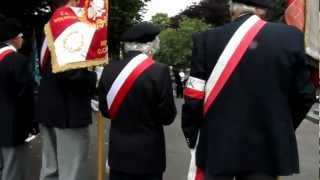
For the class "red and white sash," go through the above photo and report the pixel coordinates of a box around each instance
[203,15,267,115]
[188,148,205,180]
[0,46,16,62]
[106,54,155,119]
[187,15,267,180]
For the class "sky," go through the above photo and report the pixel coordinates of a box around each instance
[143,0,201,21]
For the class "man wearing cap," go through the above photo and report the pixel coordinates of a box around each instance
[98,23,177,180]
[182,0,315,180]
[0,15,36,180]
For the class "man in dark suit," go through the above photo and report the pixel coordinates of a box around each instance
[98,23,177,180]
[36,2,97,180]
[0,15,36,180]
[182,0,316,180]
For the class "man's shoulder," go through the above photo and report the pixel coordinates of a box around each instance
[5,52,28,63]
[192,22,237,42]
[266,22,302,35]
[150,61,170,75]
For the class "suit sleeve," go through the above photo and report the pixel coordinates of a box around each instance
[156,65,177,125]
[182,33,207,149]
[290,33,316,129]
[14,57,36,132]
[98,67,110,118]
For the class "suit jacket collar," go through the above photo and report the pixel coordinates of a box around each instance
[0,43,16,51]
[0,43,7,49]
[233,13,254,23]
[125,50,143,60]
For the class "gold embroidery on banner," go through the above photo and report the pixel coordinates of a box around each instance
[81,0,109,29]
[53,16,78,23]
[63,31,85,53]
[44,24,108,74]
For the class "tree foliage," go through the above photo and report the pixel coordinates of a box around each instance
[154,17,210,68]
[108,0,150,60]
[269,0,287,21]
[173,0,288,26]
[172,0,230,27]
[151,13,170,30]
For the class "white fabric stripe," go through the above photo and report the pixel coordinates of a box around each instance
[185,76,206,92]
[70,7,84,17]
[204,15,260,103]
[187,134,200,180]
[0,46,16,54]
[187,149,197,180]
[40,38,48,66]
[106,54,149,109]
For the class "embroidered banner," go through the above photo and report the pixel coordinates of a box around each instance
[44,0,108,73]
[285,0,305,31]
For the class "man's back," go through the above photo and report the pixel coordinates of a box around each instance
[183,14,315,176]
[98,51,177,174]
[0,44,34,146]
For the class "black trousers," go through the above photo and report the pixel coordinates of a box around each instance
[205,173,277,180]
[109,170,162,180]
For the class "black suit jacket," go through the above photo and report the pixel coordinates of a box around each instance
[0,44,35,147]
[98,51,177,174]
[36,57,97,128]
[182,15,316,176]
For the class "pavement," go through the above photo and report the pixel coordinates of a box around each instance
[28,98,318,180]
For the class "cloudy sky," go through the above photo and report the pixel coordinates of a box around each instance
[143,0,201,21]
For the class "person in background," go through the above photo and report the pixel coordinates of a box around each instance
[174,68,184,98]
[0,15,37,180]
[182,0,316,180]
[98,23,177,180]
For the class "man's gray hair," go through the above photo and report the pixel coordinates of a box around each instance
[123,36,160,55]
[229,1,256,14]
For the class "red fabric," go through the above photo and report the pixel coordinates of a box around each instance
[109,58,155,119]
[284,0,305,31]
[195,168,205,180]
[204,20,267,115]
[40,49,50,70]
[78,0,87,7]
[184,88,205,100]
[86,27,108,60]
[0,50,14,62]
[49,6,79,39]
[287,0,295,6]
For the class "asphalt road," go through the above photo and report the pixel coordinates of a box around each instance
[28,98,318,180]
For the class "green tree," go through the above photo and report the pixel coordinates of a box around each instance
[269,0,287,21]
[151,13,170,30]
[109,0,150,60]
[155,17,210,68]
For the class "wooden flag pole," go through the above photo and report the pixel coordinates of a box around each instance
[97,112,106,180]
